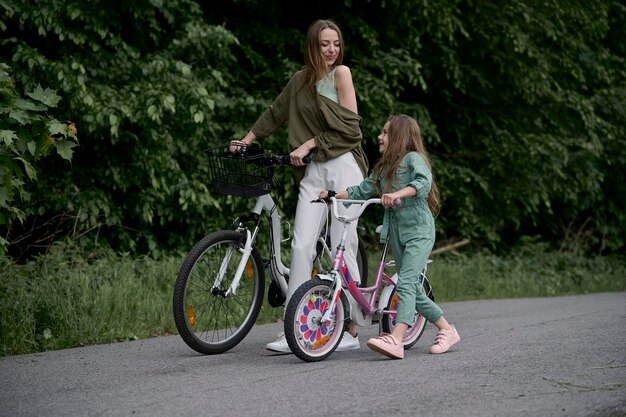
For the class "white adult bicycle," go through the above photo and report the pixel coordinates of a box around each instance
[172,143,368,354]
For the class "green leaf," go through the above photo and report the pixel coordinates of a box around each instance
[14,98,46,112]
[0,130,17,145]
[9,109,34,125]
[27,140,36,156]
[0,186,8,208]
[26,85,62,108]
[15,157,36,180]
[54,140,78,161]
[47,120,68,136]
[197,86,208,96]
[193,111,204,123]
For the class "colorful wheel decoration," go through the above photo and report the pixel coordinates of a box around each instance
[298,295,331,346]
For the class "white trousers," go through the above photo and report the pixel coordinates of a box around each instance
[286,152,365,304]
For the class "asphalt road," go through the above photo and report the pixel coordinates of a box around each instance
[1,292,625,417]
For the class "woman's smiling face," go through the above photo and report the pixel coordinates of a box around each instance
[319,28,340,68]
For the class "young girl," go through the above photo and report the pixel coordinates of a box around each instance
[319,114,460,359]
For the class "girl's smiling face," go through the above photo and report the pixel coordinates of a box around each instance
[319,28,340,68]
[378,121,390,153]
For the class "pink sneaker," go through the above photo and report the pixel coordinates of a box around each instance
[367,334,404,359]
[429,325,460,354]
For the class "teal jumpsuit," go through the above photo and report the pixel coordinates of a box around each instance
[347,152,443,325]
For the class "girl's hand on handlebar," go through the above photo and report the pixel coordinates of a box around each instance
[381,193,402,207]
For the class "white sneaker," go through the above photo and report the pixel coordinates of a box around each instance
[265,332,291,353]
[336,332,360,352]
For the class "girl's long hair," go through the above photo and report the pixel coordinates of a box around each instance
[302,19,345,93]
[373,114,441,216]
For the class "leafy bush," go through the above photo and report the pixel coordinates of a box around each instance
[0,63,78,252]
[0,0,624,257]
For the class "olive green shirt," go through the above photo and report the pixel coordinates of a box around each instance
[250,70,368,182]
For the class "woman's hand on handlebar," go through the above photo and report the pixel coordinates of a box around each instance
[289,147,310,166]
[318,190,348,203]
[230,131,256,153]
[229,140,249,153]
[290,139,316,166]
[318,190,335,205]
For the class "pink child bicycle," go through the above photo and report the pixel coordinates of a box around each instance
[284,196,435,362]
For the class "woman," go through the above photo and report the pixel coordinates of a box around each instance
[232,19,368,353]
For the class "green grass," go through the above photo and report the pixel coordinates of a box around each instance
[0,247,179,356]
[424,251,626,301]
[1,244,624,357]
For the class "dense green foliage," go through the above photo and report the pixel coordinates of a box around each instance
[0,0,624,257]
[0,63,78,249]
[1,245,624,356]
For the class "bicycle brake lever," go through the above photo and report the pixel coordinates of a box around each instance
[275,155,291,165]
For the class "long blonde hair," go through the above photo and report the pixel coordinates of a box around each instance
[302,19,345,93]
[373,114,440,216]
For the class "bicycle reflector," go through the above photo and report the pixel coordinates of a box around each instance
[312,335,330,349]
[187,304,196,327]
[246,260,253,280]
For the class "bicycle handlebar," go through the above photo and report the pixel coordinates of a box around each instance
[273,154,312,166]
[311,197,402,223]
[228,143,312,167]
[311,197,400,223]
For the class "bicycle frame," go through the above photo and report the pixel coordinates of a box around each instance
[216,194,289,297]
[317,198,407,328]
[218,192,338,298]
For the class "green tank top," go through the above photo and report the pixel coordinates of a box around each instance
[316,68,338,103]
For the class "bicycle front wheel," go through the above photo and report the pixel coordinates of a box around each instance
[173,230,265,354]
[381,274,435,349]
[284,278,349,362]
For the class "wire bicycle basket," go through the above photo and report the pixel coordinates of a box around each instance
[206,143,276,197]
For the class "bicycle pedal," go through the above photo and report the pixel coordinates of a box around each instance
[268,280,286,308]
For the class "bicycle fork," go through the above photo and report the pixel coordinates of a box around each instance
[213,228,255,297]
[320,272,344,326]
[213,194,283,297]
[320,238,350,326]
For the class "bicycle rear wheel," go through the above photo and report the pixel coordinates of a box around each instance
[381,274,434,349]
[284,278,349,362]
[173,230,265,354]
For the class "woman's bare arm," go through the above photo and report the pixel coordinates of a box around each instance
[334,65,358,114]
